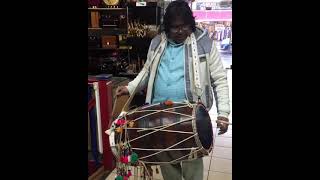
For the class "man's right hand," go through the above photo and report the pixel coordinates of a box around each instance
[116,86,129,97]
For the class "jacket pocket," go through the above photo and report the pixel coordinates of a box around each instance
[199,54,206,62]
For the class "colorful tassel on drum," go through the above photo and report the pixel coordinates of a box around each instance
[123,170,132,180]
[128,121,134,128]
[130,152,138,163]
[115,118,126,126]
[120,152,138,164]
[115,175,123,180]
[127,170,132,176]
[115,127,123,133]
[120,156,129,163]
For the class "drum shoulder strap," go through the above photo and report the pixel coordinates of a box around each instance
[190,33,203,98]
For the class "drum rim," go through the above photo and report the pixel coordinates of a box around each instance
[192,103,213,155]
[109,124,120,160]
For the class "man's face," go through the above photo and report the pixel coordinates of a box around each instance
[168,17,192,44]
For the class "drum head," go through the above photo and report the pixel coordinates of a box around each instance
[195,104,213,150]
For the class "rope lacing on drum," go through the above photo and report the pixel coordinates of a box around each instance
[183,100,196,108]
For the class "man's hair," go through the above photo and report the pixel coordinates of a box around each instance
[163,0,196,34]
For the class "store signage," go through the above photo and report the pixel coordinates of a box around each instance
[193,10,232,21]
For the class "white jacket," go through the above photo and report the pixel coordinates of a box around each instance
[126,27,230,118]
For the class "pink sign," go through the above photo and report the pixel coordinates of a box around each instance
[193,10,232,21]
[193,11,207,19]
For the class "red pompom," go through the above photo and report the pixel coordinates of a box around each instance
[115,119,121,125]
[119,119,126,125]
[115,118,127,125]
[120,156,129,163]
[127,170,132,176]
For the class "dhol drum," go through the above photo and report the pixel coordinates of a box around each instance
[108,100,214,165]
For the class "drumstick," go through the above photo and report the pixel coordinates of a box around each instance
[216,120,232,125]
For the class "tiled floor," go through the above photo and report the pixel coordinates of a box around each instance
[105,47,232,180]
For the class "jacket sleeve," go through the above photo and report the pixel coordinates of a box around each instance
[126,39,155,95]
[208,42,230,118]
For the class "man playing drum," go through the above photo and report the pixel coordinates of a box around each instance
[116,1,230,179]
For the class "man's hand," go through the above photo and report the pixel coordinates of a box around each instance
[217,116,229,135]
[116,86,129,97]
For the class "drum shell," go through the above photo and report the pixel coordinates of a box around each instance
[112,102,213,165]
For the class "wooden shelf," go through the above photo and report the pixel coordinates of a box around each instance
[88,8,126,10]
[88,46,132,51]
[127,2,159,7]
[88,27,102,30]
[88,28,128,35]
[119,46,132,50]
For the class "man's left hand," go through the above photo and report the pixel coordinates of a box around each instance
[217,116,229,135]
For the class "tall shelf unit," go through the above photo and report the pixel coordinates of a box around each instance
[88,2,162,78]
